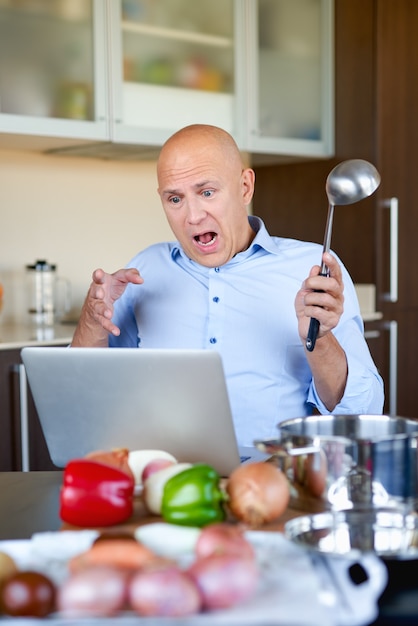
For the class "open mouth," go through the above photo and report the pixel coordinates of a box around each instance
[194,232,217,246]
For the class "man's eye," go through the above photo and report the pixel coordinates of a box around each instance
[170,196,181,204]
[202,190,214,198]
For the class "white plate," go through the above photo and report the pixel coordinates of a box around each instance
[0,527,383,626]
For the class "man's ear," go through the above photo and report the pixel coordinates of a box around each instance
[242,168,255,204]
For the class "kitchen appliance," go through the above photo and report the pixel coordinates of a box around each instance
[26,260,71,327]
[256,414,418,511]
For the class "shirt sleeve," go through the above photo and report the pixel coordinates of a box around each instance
[307,320,385,415]
[307,265,385,415]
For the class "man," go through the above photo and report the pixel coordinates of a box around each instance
[72,124,384,446]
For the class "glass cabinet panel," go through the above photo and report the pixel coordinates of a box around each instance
[258,0,322,139]
[0,0,95,121]
[111,0,236,144]
[247,0,333,158]
[121,0,234,93]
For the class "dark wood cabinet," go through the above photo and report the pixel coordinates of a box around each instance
[0,350,20,471]
[253,0,418,417]
[0,347,61,471]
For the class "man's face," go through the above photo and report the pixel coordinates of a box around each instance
[157,136,255,268]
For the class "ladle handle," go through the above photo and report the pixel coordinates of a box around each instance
[305,270,329,352]
[306,202,333,352]
[306,317,320,351]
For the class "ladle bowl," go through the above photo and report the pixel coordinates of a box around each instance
[306,159,381,351]
[326,159,381,206]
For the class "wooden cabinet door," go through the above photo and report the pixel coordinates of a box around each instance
[374,0,418,416]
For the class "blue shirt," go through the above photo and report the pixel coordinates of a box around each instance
[109,216,384,446]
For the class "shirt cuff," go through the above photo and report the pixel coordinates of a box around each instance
[308,361,385,416]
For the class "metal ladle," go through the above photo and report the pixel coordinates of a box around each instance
[306,159,381,351]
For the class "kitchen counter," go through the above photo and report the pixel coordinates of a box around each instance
[0,322,77,349]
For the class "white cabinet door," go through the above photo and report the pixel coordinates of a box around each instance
[108,0,238,148]
[241,0,334,161]
[0,0,108,150]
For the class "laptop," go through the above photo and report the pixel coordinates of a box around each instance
[21,347,269,476]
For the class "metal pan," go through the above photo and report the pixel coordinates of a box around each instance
[256,415,418,511]
[285,507,418,560]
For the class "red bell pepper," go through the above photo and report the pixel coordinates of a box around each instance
[60,459,135,527]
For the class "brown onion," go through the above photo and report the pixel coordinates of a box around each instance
[226,462,290,526]
[85,448,134,481]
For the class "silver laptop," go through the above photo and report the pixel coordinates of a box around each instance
[21,347,267,476]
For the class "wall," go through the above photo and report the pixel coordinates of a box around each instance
[0,149,174,324]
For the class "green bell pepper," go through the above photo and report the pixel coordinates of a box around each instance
[161,463,226,527]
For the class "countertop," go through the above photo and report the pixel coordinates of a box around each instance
[0,310,381,350]
[0,322,77,350]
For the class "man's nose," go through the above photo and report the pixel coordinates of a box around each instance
[186,200,206,224]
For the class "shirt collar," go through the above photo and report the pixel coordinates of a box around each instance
[171,215,280,264]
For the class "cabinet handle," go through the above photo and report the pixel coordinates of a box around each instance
[382,197,398,303]
[18,364,30,472]
[384,320,398,415]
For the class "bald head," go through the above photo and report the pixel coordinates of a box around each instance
[157,124,244,183]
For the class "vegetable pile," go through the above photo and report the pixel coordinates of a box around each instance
[0,447,291,619]
[0,525,260,618]
[59,447,290,529]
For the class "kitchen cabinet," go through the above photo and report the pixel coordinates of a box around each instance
[243,0,334,162]
[0,347,58,471]
[0,0,334,160]
[253,0,418,418]
[0,0,108,151]
[108,0,237,147]
[0,325,76,472]
[0,350,19,471]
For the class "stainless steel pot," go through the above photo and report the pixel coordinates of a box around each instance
[256,415,418,511]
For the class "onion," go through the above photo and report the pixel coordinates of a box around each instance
[57,566,128,617]
[0,551,18,585]
[226,462,290,526]
[85,448,134,481]
[143,463,192,515]
[141,458,176,483]
[129,563,201,617]
[188,554,258,610]
[128,450,177,486]
[195,523,255,560]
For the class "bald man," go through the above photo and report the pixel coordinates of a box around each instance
[72,124,383,445]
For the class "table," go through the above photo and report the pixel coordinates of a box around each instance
[0,472,63,539]
[1,471,418,625]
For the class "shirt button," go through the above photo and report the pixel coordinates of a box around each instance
[209,337,217,344]
[215,267,220,273]
[213,296,219,303]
